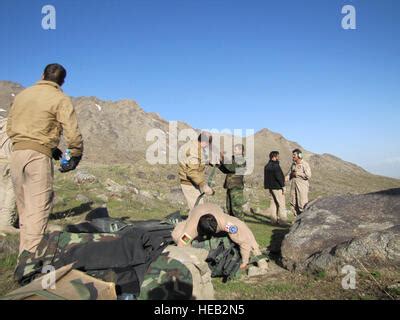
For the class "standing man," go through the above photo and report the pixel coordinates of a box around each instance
[219,144,247,220]
[0,117,18,234]
[264,151,287,225]
[287,149,311,216]
[178,132,214,211]
[7,63,84,254]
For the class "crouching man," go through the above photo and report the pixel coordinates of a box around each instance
[172,203,268,270]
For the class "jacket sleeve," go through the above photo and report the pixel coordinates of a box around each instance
[229,234,252,265]
[275,166,285,188]
[297,162,312,180]
[186,152,206,188]
[56,98,84,157]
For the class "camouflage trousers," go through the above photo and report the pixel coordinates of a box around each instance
[226,188,245,220]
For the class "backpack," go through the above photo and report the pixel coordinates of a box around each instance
[192,235,243,282]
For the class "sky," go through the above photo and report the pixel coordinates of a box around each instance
[0,0,399,178]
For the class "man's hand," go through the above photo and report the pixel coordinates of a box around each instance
[202,184,214,196]
[239,263,248,270]
[59,155,82,173]
[51,148,63,161]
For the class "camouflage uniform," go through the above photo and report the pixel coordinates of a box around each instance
[15,231,119,285]
[219,155,246,220]
[138,252,193,300]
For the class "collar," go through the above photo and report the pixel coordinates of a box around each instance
[36,80,62,91]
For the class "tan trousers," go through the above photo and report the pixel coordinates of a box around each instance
[268,189,287,223]
[0,162,17,227]
[10,150,54,254]
[181,184,203,211]
[290,180,309,216]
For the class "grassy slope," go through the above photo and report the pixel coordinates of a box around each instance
[1,164,399,299]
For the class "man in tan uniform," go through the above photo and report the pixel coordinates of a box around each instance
[7,63,84,254]
[172,203,267,269]
[178,132,214,210]
[287,149,312,216]
[0,117,18,234]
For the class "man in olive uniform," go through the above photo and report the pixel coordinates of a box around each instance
[0,116,18,234]
[219,144,247,220]
[7,63,84,254]
[287,149,312,216]
[172,203,267,270]
[178,132,214,211]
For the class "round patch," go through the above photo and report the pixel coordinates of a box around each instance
[229,225,238,234]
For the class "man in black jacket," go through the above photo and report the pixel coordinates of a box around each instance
[264,151,288,225]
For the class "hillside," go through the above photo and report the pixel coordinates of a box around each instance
[1,80,399,203]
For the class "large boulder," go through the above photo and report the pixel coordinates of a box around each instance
[281,188,400,275]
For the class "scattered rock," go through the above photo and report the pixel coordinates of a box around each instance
[75,194,90,203]
[136,171,146,179]
[74,171,97,185]
[140,190,154,199]
[104,178,125,194]
[126,182,140,194]
[96,194,109,202]
[281,188,400,275]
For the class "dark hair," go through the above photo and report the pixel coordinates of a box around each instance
[292,149,302,155]
[269,151,279,160]
[198,132,212,144]
[197,214,218,237]
[43,63,67,86]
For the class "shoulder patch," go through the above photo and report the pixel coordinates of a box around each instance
[180,233,192,245]
[225,223,238,234]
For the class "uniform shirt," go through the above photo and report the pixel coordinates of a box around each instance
[288,160,312,186]
[172,203,261,264]
[178,140,206,188]
[7,80,83,158]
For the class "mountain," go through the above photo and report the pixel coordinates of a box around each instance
[1,80,399,199]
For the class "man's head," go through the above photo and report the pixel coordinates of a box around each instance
[292,149,303,162]
[234,144,245,156]
[198,131,213,149]
[42,63,67,86]
[197,214,218,237]
[269,151,280,161]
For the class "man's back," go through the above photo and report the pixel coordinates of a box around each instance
[7,80,83,158]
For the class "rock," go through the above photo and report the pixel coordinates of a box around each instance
[165,188,186,205]
[281,188,400,275]
[136,171,146,179]
[140,190,154,199]
[74,171,97,185]
[104,178,125,194]
[96,194,109,202]
[167,174,176,180]
[75,194,90,203]
[126,182,140,194]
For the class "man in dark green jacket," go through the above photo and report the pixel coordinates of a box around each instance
[219,144,247,220]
